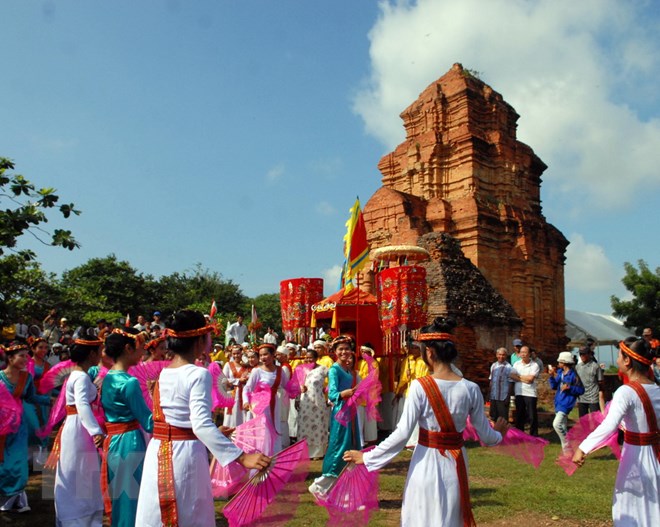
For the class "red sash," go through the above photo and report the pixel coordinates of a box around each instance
[101,420,141,521]
[44,405,78,470]
[417,375,475,527]
[0,371,28,463]
[153,381,197,527]
[625,382,660,462]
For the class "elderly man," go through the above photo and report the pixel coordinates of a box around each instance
[509,345,540,436]
[489,348,513,422]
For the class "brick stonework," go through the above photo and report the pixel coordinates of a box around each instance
[363,63,568,371]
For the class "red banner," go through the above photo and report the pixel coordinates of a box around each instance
[376,266,427,331]
[279,278,324,331]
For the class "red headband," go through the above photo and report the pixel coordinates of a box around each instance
[165,324,216,339]
[418,332,453,342]
[620,341,653,366]
[73,338,104,347]
[145,336,166,350]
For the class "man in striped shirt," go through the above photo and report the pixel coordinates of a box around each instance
[489,347,513,421]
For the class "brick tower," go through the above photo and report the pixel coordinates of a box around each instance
[363,63,568,356]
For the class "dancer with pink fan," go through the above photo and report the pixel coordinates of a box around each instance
[223,345,250,428]
[572,338,659,526]
[0,343,50,513]
[24,336,53,466]
[309,335,362,499]
[135,310,269,527]
[49,335,106,526]
[243,343,290,453]
[344,318,509,527]
[100,328,154,527]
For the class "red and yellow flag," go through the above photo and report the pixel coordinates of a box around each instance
[343,198,369,292]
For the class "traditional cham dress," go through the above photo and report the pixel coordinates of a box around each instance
[54,369,105,527]
[100,370,154,527]
[243,366,290,453]
[579,382,659,527]
[312,363,361,493]
[135,364,242,527]
[393,355,417,426]
[24,360,51,454]
[222,360,247,428]
[363,377,502,527]
[357,358,379,445]
[297,365,329,458]
[0,371,49,511]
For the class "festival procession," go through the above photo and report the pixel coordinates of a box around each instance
[0,193,658,527]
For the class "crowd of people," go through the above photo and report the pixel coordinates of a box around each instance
[0,310,658,526]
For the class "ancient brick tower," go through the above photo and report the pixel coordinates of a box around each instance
[363,63,568,356]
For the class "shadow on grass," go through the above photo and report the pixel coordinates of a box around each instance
[378,498,403,510]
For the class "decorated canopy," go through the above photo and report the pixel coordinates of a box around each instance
[311,287,382,354]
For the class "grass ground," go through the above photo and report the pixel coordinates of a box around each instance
[5,426,617,527]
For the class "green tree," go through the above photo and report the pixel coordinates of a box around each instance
[58,254,159,323]
[157,264,247,318]
[0,255,60,323]
[0,157,80,322]
[0,157,80,260]
[611,259,660,333]
[245,293,282,337]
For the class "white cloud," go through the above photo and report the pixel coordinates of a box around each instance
[565,233,617,292]
[322,264,343,295]
[315,201,337,216]
[265,164,284,182]
[353,0,660,207]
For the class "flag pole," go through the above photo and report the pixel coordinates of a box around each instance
[356,271,360,355]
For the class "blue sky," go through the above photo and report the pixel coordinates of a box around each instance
[2,0,659,317]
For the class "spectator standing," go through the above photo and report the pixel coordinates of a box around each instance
[642,327,659,351]
[575,346,605,415]
[510,338,523,365]
[133,315,146,331]
[548,352,584,452]
[151,311,164,329]
[263,327,279,345]
[14,318,28,342]
[226,315,248,347]
[510,345,540,436]
[489,348,513,422]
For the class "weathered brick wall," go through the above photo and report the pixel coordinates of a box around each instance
[364,63,568,360]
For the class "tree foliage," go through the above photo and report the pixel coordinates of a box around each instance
[58,254,159,322]
[0,255,60,323]
[248,293,282,336]
[0,157,80,260]
[0,157,81,322]
[611,259,660,333]
[157,263,246,317]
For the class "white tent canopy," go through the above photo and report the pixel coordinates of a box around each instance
[565,309,635,347]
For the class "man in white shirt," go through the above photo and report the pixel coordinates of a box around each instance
[263,327,279,345]
[14,319,29,341]
[226,315,248,346]
[509,345,540,436]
